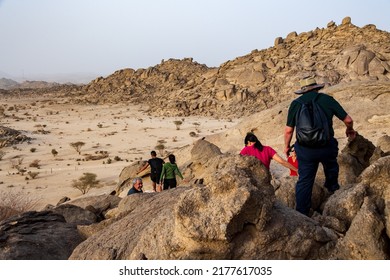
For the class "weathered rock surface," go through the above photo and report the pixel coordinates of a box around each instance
[68,136,390,260]
[0,211,84,260]
[69,140,335,260]
[338,133,375,186]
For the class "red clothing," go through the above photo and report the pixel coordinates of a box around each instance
[240,145,276,169]
[288,156,298,176]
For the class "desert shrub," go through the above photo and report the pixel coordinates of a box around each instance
[27,171,39,179]
[155,144,165,156]
[173,120,183,130]
[29,159,40,168]
[10,157,24,169]
[17,167,27,175]
[189,131,198,137]
[84,151,108,161]
[30,148,37,153]
[71,172,101,194]
[32,124,50,134]
[70,141,85,155]
[114,155,122,161]
[51,148,58,157]
[0,190,39,222]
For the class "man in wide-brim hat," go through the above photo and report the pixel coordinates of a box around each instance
[283,76,356,216]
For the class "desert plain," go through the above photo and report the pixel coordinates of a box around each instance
[0,96,238,210]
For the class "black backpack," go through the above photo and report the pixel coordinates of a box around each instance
[295,93,330,148]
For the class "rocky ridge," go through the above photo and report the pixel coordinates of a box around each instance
[68,17,390,118]
[2,17,390,120]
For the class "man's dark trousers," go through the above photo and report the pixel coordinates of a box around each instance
[294,138,340,215]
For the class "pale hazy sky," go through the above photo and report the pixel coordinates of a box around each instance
[1,0,389,82]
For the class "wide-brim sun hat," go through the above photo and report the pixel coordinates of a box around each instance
[294,76,325,94]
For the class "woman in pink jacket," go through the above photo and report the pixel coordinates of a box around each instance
[240,133,298,173]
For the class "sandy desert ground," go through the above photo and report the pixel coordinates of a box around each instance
[0,96,238,210]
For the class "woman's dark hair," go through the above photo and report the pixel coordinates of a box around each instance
[287,144,295,156]
[168,154,176,164]
[244,133,263,151]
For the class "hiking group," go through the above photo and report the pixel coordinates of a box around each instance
[128,151,184,195]
[128,76,356,217]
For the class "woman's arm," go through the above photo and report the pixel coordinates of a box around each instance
[175,165,184,180]
[272,153,298,173]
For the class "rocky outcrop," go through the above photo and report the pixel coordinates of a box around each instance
[70,140,338,260]
[67,136,390,260]
[0,126,31,148]
[0,211,84,260]
[370,135,390,163]
[3,17,389,120]
[338,133,376,186]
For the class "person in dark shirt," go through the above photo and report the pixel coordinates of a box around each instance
[138,151,164,192]
[127,177,143,195]
[284,76,356,216]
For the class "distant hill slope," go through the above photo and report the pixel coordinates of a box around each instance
[0,78,19,90]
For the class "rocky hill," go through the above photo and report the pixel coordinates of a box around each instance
[72,16,390,118]
[2,17,390,120]
[0,79,65,91]
[0,78,18,90]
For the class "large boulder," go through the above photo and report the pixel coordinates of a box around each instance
[51,204,99,225]
[272,177,326,213]
[338,133,375,186]
[370,135,390,164]
[115,161,145,195]
[358,156,390,238]
[0,211,84,260]
[331,197,389,259]
[231,201,337,259]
